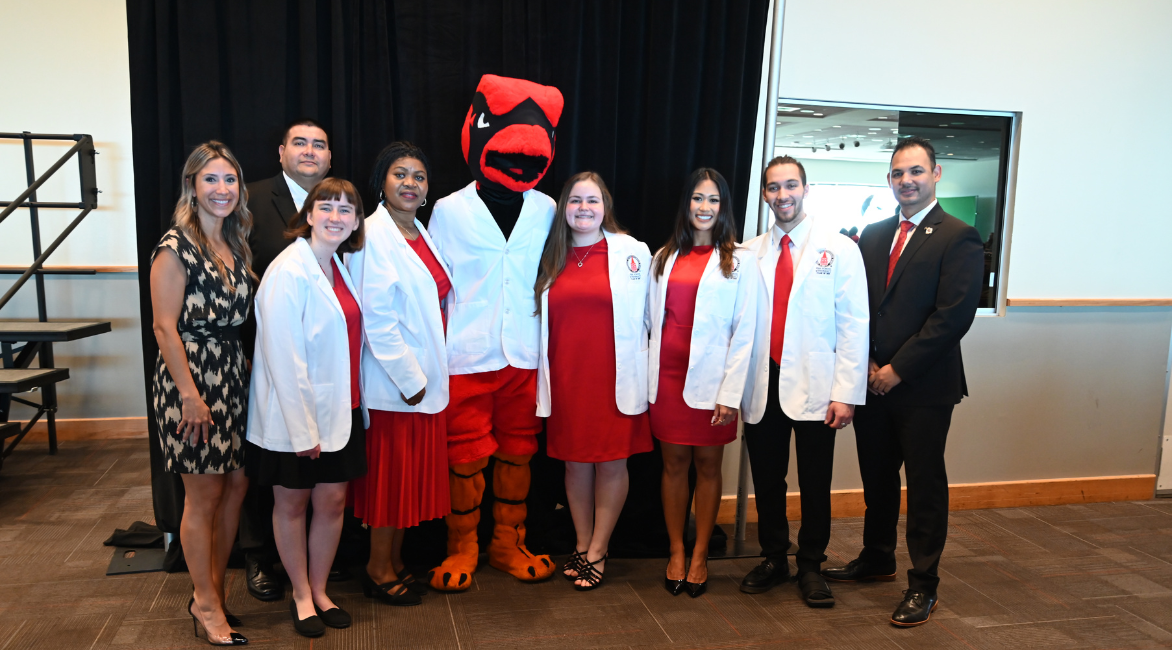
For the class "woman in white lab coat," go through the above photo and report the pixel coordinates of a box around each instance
[347,142,452,606]
[534,172,653,590]
[246,178,367,638]
[648,168,757,598]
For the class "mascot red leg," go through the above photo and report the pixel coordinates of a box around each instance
[426,75,564,590]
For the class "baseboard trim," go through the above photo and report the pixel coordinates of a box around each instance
[716,474,1157,524]
[14,416,148,441]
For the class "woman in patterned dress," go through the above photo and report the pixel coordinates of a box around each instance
[150,141,254,645]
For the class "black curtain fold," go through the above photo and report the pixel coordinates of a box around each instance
[129,0,768,540]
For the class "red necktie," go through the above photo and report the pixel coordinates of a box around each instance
[770,235,793,365]
[886,220,915,287]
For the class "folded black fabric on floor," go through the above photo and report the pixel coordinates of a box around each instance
[103,521,164,548]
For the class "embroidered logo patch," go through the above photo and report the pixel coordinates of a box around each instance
[814,249,835,275]
[626,255,642,279]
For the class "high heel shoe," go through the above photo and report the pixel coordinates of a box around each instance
[664,563,688,596]
[189,596,248,645]
[684,578,708,598]
[563,549,586,581]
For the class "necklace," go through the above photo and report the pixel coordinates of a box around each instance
[571,234,603,268]
[394,218,419,240]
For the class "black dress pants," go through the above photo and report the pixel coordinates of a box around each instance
[237,482,277,564]
[743,360,837,574]
[853,395,954,595]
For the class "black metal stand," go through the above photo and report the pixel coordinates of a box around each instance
[0,132,109,470]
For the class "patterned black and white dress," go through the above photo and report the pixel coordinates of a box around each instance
[151,228,252,474]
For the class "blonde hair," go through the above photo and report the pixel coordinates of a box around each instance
[172,141,257,289]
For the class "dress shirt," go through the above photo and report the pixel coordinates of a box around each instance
[890,199,937,255]
[770,214,813,274]
[283,172,309,211]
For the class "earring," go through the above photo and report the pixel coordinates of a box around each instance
[421,197,427,207]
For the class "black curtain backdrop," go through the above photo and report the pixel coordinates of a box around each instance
[128,0,769,557]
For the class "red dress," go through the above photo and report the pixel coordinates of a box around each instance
[547,239,652,462]
[351,234,452,529]
[649,246,738,446]
[331,260,362,409]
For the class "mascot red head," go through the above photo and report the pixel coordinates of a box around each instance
[460,74,564,193]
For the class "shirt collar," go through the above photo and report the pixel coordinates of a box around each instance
[283,172,309,211]
[771,213,812,250]
[900,199,937,227]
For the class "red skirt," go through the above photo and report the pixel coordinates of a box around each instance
[351,409,450,528]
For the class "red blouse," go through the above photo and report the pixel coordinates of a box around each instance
[331,259,362,409]
[406,235,453,329]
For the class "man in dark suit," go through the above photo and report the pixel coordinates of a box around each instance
[239,118,331,601]
[821,136,983,627]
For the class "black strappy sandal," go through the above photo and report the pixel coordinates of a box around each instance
[573,553,608,591]
[563,550,586,581]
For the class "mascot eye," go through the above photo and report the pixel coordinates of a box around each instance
[477,113,491,129]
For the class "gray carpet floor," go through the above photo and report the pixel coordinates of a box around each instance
[2,437,1171,649]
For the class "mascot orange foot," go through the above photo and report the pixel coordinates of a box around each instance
[428,453,554,590]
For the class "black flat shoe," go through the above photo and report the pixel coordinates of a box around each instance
[740,558,790,594]
[398,570,428,596]
[890,590,938,627]
[189,596,248,645]
[289,599,325,638]
[359,571,422,606]
[245,555,284,602]
[821,557,897,583]
[685,579,707,598]
[798,571,835,608]
[315,605,352,629]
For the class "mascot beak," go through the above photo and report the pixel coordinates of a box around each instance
[479,124,553,192]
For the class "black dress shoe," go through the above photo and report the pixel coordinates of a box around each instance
[891,590,938,627]
[797,571,835,608]
[245,556,284,601]
[821,558,897,583]
[315,605,352,629]
[740,558,790,594]
[289,600,325,638]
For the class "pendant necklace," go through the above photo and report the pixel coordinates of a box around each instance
[571,234,603,268]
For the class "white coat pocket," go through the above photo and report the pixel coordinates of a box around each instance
[449,300,490,354]
[806,352,836,407]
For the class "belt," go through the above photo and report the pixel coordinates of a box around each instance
[182,324,241,342]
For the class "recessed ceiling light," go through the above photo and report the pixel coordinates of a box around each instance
[778,106,800,112]
[946,135,955,138]
[939,124,947,127]
[812,113,823,116]
[832,125,842,128]
[878,116,888,120]
[947,153,954,155]
[800,110,815,113]
[803,135,813,138]
[869,127,881,130]
[871,139,883,141]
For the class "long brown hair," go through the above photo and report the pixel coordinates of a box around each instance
[285,178,367,254]
[172,141,256,289]
[651,168,738,280]
[534,171,626,313]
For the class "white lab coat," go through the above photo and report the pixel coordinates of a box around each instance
[740,219,870,424]
[247,237,366,453]
[537,230,652,418]
[346,204,452,414]
[647,246,758,411]
[427,182,555,375]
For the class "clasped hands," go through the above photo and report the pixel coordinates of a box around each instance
[867,359,901,395]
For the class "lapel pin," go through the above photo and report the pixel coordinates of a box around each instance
[924,227,933,235]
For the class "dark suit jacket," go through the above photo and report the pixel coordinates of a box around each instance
[857,203,984,406]
[242,173,299,358]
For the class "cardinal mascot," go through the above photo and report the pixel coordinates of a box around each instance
[426,75,564,590]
